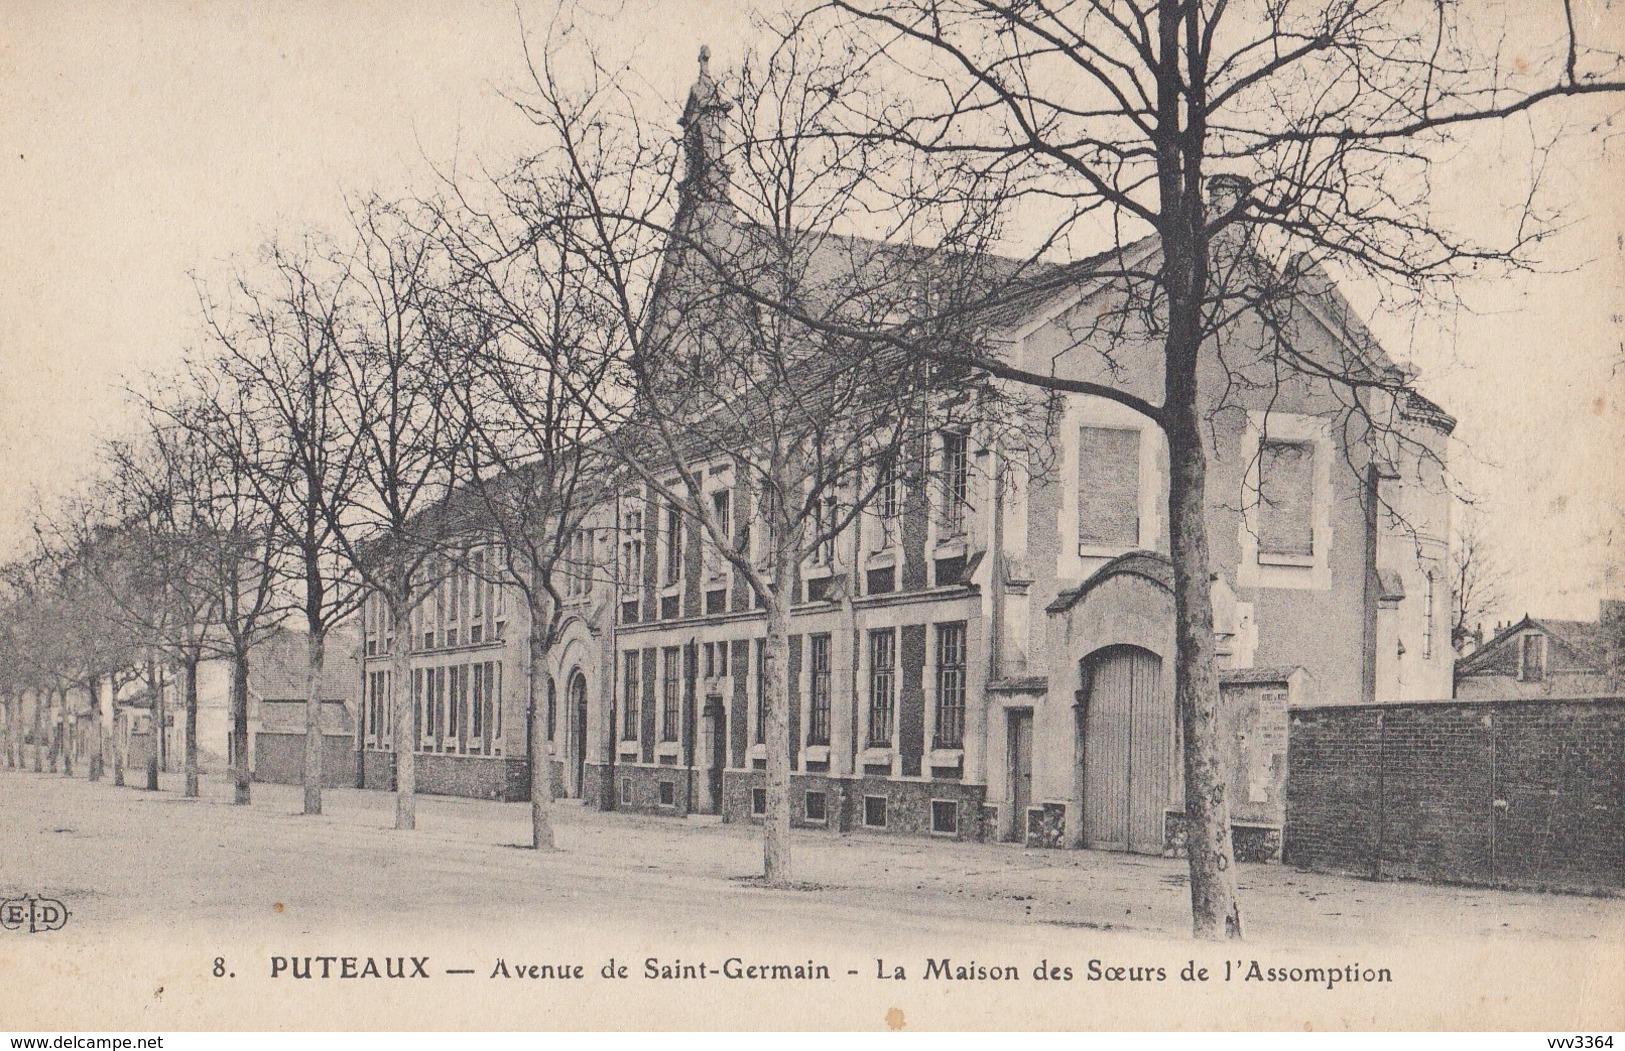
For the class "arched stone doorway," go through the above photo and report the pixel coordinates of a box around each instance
[1080,644,1171,854]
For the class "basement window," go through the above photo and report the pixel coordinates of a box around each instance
[804,790,827,823]
[930,799,958,836]
[862,795,888,829]
[658,781,675,807]
[751,787,767,816]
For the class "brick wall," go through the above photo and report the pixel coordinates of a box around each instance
[1284,698,1624,892]
[254,732,358,789]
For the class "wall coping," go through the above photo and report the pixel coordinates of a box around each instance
[1289,695,1625,713]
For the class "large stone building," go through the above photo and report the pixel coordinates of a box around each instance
[354,57,1456,855]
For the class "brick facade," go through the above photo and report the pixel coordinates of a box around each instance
[1284,698,1625,891]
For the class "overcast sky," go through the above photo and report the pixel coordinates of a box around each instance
[2,0,1620,624]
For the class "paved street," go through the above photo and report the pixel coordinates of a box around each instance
[3,766,1620,947]
[4,767,1623,1029]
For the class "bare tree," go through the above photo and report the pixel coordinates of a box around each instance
[1450,505,1505,652]
[86,430,224,799]
[427,168,626,851]
[778,0,1625,938]
[142,388,291,804]
[198,238,367,816]
[321,196,476,832]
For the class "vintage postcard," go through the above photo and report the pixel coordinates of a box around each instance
[1,0,1621,1033]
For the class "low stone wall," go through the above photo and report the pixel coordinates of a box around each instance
[360,750,554,802]
[1284,697,1624,892]
[721,771,989,842]
[253,732,357,789]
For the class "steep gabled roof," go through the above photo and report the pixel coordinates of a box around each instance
[1455,614,1615,677]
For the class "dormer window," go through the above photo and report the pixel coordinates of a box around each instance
[1519,633,1546,682]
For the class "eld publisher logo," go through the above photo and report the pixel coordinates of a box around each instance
[1,896,69,933]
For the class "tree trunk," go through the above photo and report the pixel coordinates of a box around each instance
[113,697,125,787]
[145,660,160,790]
[303,628,327,815]
[528,624,557,850]
[87,673,104,782]
[1164,269,1244,940]
[3,692,14,769]
[182,657,200,797]
[761,548,796,887]
[61,697,74,777]
[390,598,415,830]
[32,690,44,773]
[50,689,62,774]
[231,648,251,804]
[156,668,168,773]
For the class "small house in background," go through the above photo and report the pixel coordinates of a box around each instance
[249,624,362,788]
[1453,600,1625,699]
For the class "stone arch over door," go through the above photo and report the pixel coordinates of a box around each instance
[550,616,599,801]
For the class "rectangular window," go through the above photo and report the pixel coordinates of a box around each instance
[1520,634,1546,682]
[664,504,684,585]
[877,459,900,519]
[568,528,594,598]
[661,646,681,742]
[434,667,446,745]
[862,795,888,828]
[808,633,832,746]
[804,790,827,822]
[413,668,424,747]
[1259,439,1316,558]
[621,510,644,590]
[866,566,896,596]
[711,489,731,548]
[931,799,959,835]
[812,496,837,566]
[751,787,767,816]
[491,662,501,748]
[705,588,727,615]
[934,622,967,749]
[471,662,484,746]
[754,639,767,745]
[471,549,487,627]
[658,781,676,807]
[622,651,640,741]
[868,628,896,747]
[447,665,462,744]
[939,430,969,534]
[1078,425,1140,549]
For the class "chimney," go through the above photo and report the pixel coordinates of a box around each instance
[1205,173,1251,220]
[679,45,732,206]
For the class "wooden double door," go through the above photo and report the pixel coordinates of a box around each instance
[1081,645,1172,854]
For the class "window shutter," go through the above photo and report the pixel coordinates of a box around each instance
[1078,426,1141,548]
[1259,440,1315,556]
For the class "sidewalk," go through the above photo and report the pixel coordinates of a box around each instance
[3,766,1620,946]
